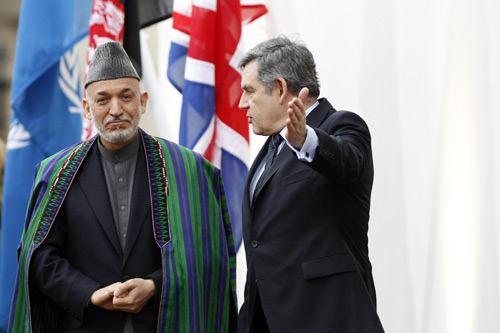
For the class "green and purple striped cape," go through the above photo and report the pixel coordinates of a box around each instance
[8,130,237,332]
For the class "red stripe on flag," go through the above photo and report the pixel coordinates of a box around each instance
[241,5,268,23]
[187,6,217,64]
[172,11,191,35]
[216,67,250,142]
[214,0,249,142]
[203,127,217,161]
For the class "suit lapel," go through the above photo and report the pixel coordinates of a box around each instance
[247,137,270,182]
[77,144,122,256]
[123,142,150,262]
[244,137,270,210]
[306,98,335,128]
[251,141,293,203]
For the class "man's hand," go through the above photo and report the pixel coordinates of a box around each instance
[285,87,309,149]
[112,278,156,314]
[90,282,122,311]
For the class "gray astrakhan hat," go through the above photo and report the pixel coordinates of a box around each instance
[84,41,140,88]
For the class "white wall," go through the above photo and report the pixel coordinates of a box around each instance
[141,1,500,331]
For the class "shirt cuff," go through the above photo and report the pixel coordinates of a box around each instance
[286,125,318,162]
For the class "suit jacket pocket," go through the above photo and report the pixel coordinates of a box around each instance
[280,169,313,187]
[301,253,357,280]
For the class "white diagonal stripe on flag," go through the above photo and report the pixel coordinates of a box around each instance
[185,57,215,86]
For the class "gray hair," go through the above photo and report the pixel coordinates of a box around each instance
[238,35,320,97]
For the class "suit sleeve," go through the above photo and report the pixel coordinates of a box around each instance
[29,210,101,324]
[309,111,372,184]
[145,268,162,302]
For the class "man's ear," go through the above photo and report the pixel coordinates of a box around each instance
[82,98,92,120]
[140,91,148,114]
[275,78,288,105]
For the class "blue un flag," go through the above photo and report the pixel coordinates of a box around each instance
[0,1,93,331]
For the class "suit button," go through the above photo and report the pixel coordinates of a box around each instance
[251,240,258,248]
[123,275,130,281]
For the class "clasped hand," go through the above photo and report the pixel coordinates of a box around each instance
[90,278,156,314]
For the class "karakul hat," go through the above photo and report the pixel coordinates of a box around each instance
[84,41,140,88]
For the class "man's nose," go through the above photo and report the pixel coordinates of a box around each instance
[108,99,123,116]
[238,93,248,110]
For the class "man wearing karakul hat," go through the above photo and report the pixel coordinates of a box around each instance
[8,41,237,332]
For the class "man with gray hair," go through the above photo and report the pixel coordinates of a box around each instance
[9,41,237,332]
[237,35,384,332]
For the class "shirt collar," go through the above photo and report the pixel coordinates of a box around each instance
[97,133,141,163]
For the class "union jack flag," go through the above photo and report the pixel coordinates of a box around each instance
[168,0,267,250]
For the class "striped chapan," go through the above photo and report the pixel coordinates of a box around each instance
[8,129,237,332]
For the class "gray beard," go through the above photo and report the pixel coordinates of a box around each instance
[92,109,141,144]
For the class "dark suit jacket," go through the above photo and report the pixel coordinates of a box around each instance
[238,98,384,332]
[29,142,162,332]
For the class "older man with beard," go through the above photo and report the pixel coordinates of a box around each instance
[8,42,237,332]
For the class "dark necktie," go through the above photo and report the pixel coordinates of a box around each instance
[253,134,282,200]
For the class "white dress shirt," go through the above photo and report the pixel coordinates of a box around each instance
[250,101,320,202]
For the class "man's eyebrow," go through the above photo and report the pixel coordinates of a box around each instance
[95,87,133,96]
